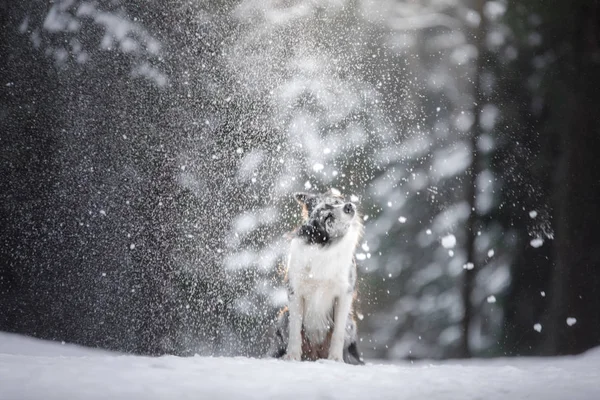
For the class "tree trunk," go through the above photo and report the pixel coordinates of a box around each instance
[546,0,600,355]
[461,0,487,358]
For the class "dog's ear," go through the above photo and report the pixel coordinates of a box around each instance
[295,192,317,220]
[294,192,315,205]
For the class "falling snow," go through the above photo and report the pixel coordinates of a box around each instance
[530,237,544,248]
[529,210,538,218]
[441,234,457,249]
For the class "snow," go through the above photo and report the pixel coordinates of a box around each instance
[1,332,600,400]
[484,1,508,20]
[441,234,456,249]
[529,210,538,218]
[530,237,544,248]
[567,317,577,326]
[312,163,324,172]
[534,323,542,332]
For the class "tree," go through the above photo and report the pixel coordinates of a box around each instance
[540,0,600,355]
[1,0,184,354]
[497,0,600,357]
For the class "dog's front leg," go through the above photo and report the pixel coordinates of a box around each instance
[328,294,352,362]
[284,294,303,361]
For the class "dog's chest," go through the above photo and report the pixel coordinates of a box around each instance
[288,239,355,344]
[288,239,352,293]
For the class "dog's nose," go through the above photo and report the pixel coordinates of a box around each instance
[343,203,355,214]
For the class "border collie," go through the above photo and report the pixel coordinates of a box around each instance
[270,190,364,364]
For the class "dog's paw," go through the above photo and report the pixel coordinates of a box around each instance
[283,352,301,361]
[327,352,344,362]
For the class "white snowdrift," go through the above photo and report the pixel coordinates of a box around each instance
[1,332,599,400]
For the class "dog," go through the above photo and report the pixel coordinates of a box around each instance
[269,190,364,364]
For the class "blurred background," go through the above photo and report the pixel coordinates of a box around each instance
[1,0,599,360]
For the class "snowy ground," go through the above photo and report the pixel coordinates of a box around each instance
[1,332,599,400]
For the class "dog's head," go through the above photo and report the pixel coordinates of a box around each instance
[294,190,361,245]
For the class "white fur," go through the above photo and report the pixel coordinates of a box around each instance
[285,218,361,361]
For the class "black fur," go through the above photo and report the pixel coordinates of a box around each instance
[297,220,330,245]
[273,328,287,358]
[295,192,320,215]
[296,203,344,246]
[344,342,363,365]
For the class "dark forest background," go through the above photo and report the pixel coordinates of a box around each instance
[1,0,599,359]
